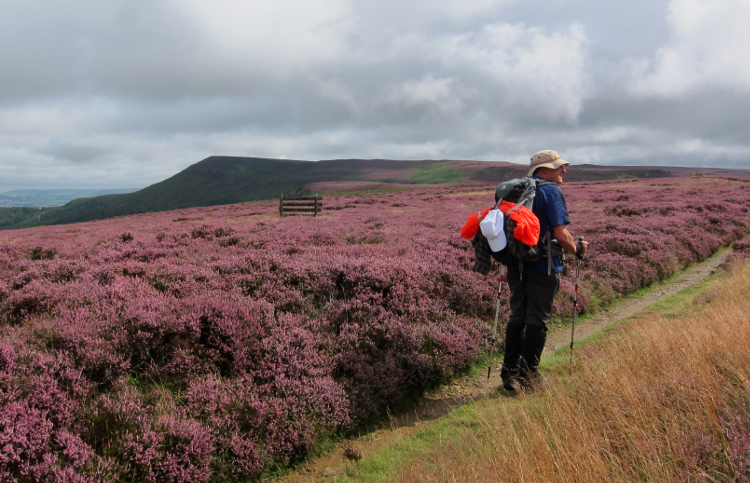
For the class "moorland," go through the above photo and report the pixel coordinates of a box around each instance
[2,156,747,231]
[0,175,749,481]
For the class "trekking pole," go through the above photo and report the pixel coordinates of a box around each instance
[488,265,507,380]
[570,236,585,366]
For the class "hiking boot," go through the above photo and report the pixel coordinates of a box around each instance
[518,369,544,392]
[500,366,519,392]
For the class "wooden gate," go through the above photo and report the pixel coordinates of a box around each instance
[279,194,323,217]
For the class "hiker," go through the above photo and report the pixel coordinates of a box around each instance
[500,150,588,391]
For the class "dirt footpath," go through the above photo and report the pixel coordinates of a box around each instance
[544,250,729,353]
[272,250,730,482]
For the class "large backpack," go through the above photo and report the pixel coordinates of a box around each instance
[488,178,561,273]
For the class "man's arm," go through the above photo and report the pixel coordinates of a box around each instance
[553,225,587,255]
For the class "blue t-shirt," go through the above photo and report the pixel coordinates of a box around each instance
[524,178,570,274]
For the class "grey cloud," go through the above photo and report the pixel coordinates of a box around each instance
[497,0,673,60]
[37,140,113,164]
[1,0,749,194]
[580,89,750,144]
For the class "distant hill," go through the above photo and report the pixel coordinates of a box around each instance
[0,188,140,208]
[1,156,747,231]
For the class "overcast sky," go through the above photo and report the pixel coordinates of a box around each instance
[2,0,749,192]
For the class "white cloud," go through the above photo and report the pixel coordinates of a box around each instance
[382,75,468,118]
[172,0,352,74]
[442,22,591,123]
[0,98,118,136]
[312,21,591,126]
[630,0,750,97]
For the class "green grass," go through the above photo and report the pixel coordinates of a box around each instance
[332,411,469,483]
[408,164,465,184]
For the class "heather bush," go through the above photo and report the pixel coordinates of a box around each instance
[0,177,748,480]
[729,233,750,266]
[0,344,105,482]
[721,407,750,480]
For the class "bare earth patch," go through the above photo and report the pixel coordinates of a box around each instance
[272,250,731,482]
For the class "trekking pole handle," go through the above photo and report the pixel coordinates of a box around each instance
[576,236,586,260]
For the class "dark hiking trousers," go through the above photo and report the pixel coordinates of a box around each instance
[502,265,560,376]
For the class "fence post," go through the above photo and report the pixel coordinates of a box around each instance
[279,193,284,217]
[314,194,319,217]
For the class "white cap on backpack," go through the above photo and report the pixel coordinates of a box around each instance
[479,209,506,252]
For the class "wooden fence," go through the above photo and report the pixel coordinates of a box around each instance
[279,194,323,217]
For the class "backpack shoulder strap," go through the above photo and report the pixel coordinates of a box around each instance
[528,179,556,274]
[512,177,537,213]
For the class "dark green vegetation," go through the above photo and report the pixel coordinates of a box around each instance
[407,164,464,184]
[2,156,747,230]
[0,207,41,227]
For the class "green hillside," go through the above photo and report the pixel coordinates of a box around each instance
[0,157,451,230]
[1,157,305,229]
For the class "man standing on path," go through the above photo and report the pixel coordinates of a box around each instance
[501,150,588,391]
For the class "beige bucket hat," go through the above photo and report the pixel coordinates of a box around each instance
[528,150,570,177]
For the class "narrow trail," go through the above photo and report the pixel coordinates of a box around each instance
[272,250,731,482]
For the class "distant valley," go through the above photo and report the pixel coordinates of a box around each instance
[0,188,140,208]
[0,156,747,231]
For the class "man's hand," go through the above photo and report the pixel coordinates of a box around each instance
[553,225,588,255]
[576,236,587,260]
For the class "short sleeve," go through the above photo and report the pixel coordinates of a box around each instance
[544,186,570,227]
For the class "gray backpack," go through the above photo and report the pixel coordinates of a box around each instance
[489,178,561,274]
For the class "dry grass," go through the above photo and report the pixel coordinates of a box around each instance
[380,264,750,482]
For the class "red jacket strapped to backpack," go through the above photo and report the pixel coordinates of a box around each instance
[460,201,540,246]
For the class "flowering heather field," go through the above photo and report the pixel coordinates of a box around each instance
[0,177,748,481]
